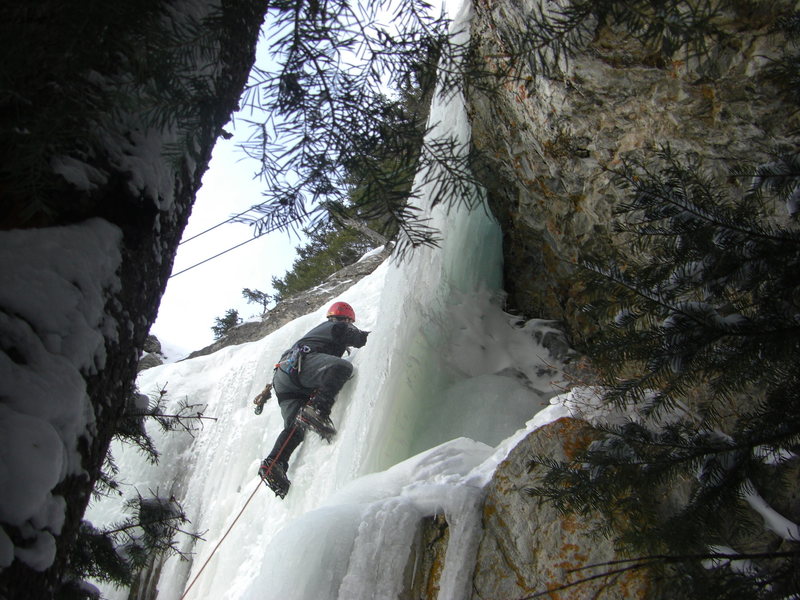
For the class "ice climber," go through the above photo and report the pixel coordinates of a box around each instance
[256,301,369,498]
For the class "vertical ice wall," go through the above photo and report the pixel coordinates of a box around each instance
[349,0,504,474]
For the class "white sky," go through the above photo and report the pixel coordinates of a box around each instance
[150,129,302,357]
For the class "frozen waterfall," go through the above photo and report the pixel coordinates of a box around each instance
[87,2,570,598]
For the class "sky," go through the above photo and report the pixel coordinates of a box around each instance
[149,127,302,357]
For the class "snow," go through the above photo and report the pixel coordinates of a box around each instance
[154,339,191,364]
[355,245,386,263]
[0,218,123,569]
[51,156,109,192]
[744,489,800,542]
[704,545,758,576]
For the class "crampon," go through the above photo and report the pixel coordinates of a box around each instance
[259,459,290,499]
[295,404,336,442]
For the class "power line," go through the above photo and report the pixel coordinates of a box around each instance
[178,216,238,245]
[169,233,264,278]
[169,214,305,279]
[178,204,265,245]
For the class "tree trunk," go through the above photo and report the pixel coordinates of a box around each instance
[0,1,266,597]
[340,217,390,247]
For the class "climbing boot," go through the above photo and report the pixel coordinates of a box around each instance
[259,458,290,499]
[296,403,336,442]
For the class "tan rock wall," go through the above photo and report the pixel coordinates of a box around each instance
[401,515,450,600]
[472,418,653,600]
[467,0,796,343]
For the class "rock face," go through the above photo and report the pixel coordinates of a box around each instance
[402,515,450,600]
[142,334,162,355]
[185,246,392,359]
[472,418,652,600]
[401,419,658,600]
[405,2,798,597]
[137,353,164,372]
[138,335,165,371]
[467,0,795,343]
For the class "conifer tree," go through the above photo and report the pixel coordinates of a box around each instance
[234,0,472,256]
[211,309,243,339]
[529,147,800,599]
[271,223,376,301]
[110,386,214,470]
[80,386,213,591]
[0,2,266,597]
[67,494,202,596]
[242,288,273,316]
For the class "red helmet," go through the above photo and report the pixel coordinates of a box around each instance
[327,301,355,322]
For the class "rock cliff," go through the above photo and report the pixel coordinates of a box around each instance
[400,418,666,600]
[468,0,794,343]
[473,418,653,600]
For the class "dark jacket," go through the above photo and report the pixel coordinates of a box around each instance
[273,320,369,397]
[291,320,369,357]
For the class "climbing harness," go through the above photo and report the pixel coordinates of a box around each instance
[276,344,311,388]
[177,423,301,599]
[278,344,311,373]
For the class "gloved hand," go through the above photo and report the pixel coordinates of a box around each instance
[343,324,369,348]
[252,383,272,415]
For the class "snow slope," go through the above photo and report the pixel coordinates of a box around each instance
[0,220,122,571]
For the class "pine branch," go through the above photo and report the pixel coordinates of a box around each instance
[536,142,800,596]
[516,548,800,599]
[614,149,800,245]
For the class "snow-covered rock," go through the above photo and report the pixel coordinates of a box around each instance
[473,418,649,600]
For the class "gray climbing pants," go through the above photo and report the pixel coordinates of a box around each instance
[273,352,353,413]
[267,353,354,468]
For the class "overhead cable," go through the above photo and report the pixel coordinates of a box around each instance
[179,204,265,245]
[169,214,305,279]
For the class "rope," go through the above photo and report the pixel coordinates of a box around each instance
[177,479,261,600]
[178,422,302,600]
